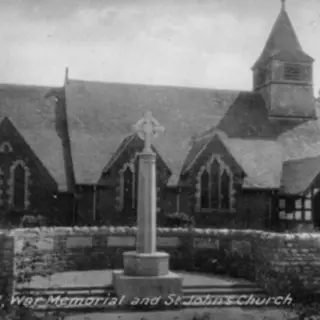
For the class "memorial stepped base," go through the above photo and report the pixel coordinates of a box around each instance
[12,271,268,312]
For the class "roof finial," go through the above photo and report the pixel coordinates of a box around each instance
[64,66,69,85]
[281,0,286,11]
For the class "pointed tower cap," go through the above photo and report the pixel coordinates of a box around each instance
[251,0,313,69]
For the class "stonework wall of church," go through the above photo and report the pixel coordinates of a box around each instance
[181,135,246,227]
[271,61,312,83]
[271,60,282,81]
[160,189,178,214]
[75,187,94,225]
[185,190,269,229]
[96,137,171,226]
[0,143,60,225]
[269,83,314,117]
[96,187,118,225]
[179,189,192,215]
[257,85,271,111]
[178,171,271,229]
[94,187,180,227]
[236,191,271,229]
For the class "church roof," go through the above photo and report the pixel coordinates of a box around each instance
[64,79,320,193]
[0,79,319,195]
[252,5,313,69]
[227,139,283,190]
[281,155,320,195]
[0,83,69,191]
[182,130,283,190]
[65,79,272,185]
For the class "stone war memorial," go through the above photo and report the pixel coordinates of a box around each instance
[112,111,183,307]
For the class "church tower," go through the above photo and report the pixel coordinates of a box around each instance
[252,0,315,118]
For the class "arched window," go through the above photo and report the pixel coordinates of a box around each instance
[221,170,230,209]
[197,155,234,212]
[9,160,30,209]
[200,169,209,209]
[123,166,134,212]
[0,142,13,153]
[210,159,220,209]
[118,153,162,214]
[13,164,26,208]
[119,154,139,212]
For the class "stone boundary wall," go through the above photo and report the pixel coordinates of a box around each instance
[1,227,320,295]
[0,231,15,307]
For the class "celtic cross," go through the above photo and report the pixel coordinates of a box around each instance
[133,111,165,152]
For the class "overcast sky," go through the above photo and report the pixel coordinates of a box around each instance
[1,0,320,93]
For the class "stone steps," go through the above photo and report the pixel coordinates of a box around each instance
[9,284,270,312]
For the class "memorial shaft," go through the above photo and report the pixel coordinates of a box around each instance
[136,151,157,254]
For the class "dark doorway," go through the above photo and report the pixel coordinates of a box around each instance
[312,192,320,229]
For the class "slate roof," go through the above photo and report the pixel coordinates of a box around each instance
[226,139,283,189]
[281,155,320,195]
[0,83,68,191]
[64,78,320,194]
[183,115,320,192]
[0,81,318,194]
[182,129,283,190]
[252,6,313,69]
[65,79,252,185]
[182,92,276,174]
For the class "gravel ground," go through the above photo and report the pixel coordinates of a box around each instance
[64,307,297,320]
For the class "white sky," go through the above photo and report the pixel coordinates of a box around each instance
[1,0,320,94]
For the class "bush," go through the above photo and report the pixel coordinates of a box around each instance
[20,215,47,228]
[162,212,195,228]
[256,260,320,319]
[1,250,66,319]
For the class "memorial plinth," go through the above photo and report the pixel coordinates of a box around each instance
[112,113,182,307]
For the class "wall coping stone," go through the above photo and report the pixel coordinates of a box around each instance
[2,227,320,241]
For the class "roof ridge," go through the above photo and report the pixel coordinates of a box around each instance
[284,154,320,164]
[67,78,253,93]
[0,82,58,90]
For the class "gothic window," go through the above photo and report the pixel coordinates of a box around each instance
[118,153,162,213]
[221,170,230,209]
[9,160,30,209]
[14,165,26,208]
[122,166,134,212]
[119,155,139,212]
[200,170,209,209]
[210,159,220,209]
[197,155,234,211]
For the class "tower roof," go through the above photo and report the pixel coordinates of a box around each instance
[252,1,313,69]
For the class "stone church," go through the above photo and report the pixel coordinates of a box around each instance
[0,2,319,231]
